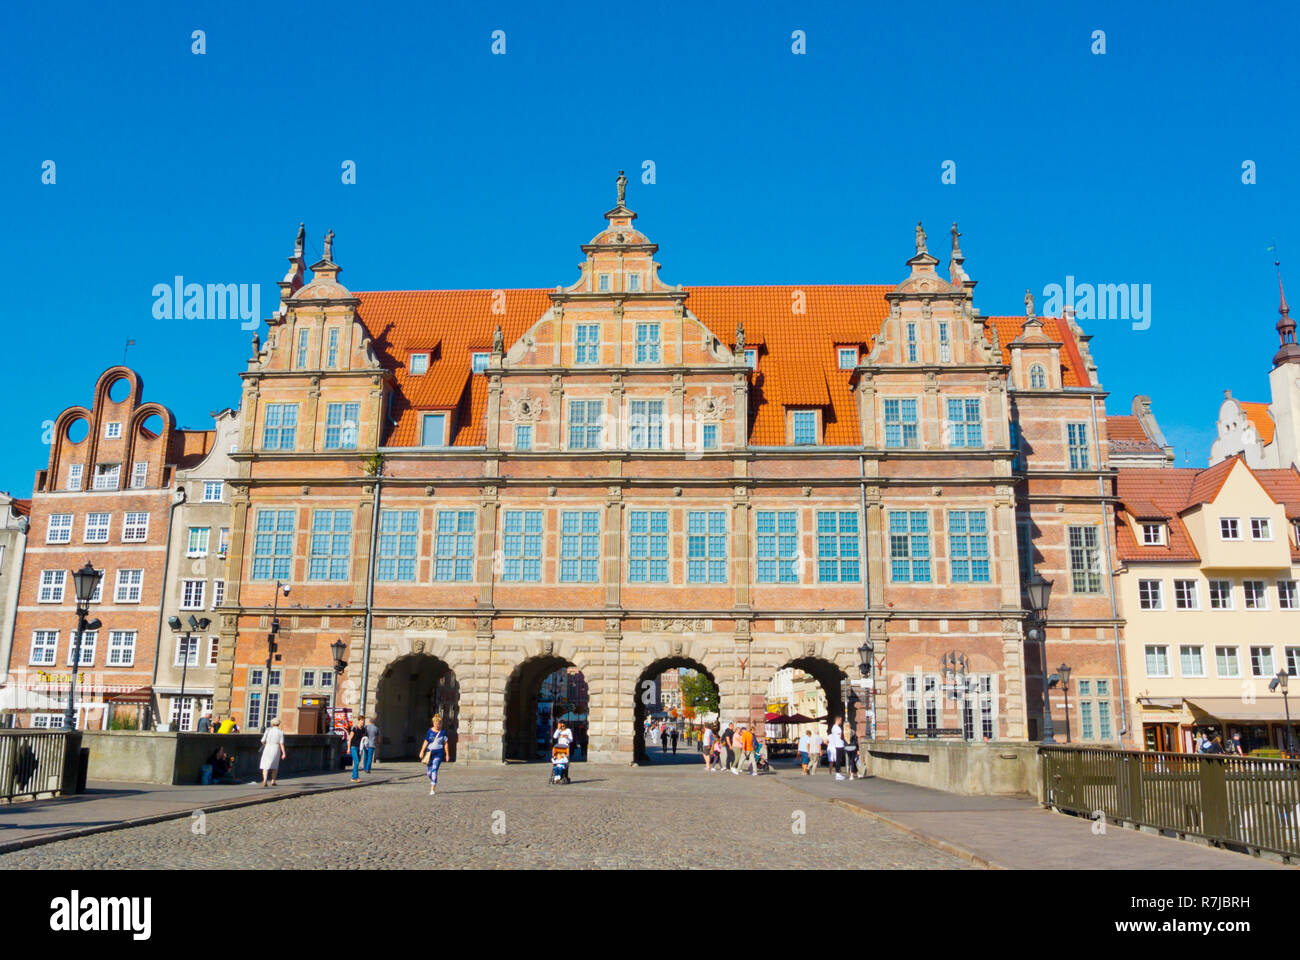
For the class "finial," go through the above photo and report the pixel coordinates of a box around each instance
[323,229,335,262]
[616,170,627,207]
[1024,288,1035,317]
[294,222,305,258]
[915,221,927,255]
[951,222,962,253]
[1279,259,1291,318]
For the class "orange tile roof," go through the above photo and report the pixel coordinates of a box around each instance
[355,286,1091,447]
[1239,401,1277,445]
[1106,415,1147,442]
[1185,455,1241,506]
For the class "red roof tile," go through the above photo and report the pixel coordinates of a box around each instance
[1240,401,1277,445]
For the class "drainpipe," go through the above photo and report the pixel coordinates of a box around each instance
[1090,394,1127,741]
[150,483,187,730]
[359,466,381,717]
[859,454,873,739]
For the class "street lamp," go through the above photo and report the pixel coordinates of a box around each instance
[65,562,103,731]
[169,614,211,731]
[1025,575,1055,743]
[263,581,290,731]
[1056,662,1073,743]
[856,640,874,740]
[1269,671,1294,757]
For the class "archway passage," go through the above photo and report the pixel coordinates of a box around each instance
[375,654,460,761]
[503,657,588,762]
[767,658,857,753]
[633,658,719,765]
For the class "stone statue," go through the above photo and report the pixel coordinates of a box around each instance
[616,170,627,207]
[251,332,260,356]
[1024,288,1034,316]
[492,324,504,354]
[915,221,927,254]
[323,229,334,261]
[951,222,961,251]
[295,222,305,258]
[735,321,745,353]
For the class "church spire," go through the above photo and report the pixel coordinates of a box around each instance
[1274,260,1300,367]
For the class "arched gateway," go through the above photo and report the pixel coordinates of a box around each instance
[374,654,460,760]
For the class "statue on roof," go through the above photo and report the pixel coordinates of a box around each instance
[323,229,335,262]
[915,221,927,254]
[492,324,504,355]
[1025,288,1035,317]
[735,321,745,353]
[251,332,261,357]
[616,170,627,207]
[294,222,305,258]
[951,222,961,251]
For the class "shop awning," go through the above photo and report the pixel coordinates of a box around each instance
[1185,697,1297,722]
[106,686,154,705]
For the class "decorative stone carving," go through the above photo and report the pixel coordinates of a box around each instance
[694,395,727,420]
[520,617,578,632]
[391,615,455,630]
[643,618,712,633]
[413,639,426,654]
[803,641,817,658]
[780,618,838,634]
[509,395,542,421]
[542,639,554,656]
[671,640,683,657]
[222,614,238,629]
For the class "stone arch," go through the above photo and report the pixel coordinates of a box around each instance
[502,654,590,762]
[769,655,854,735]
[630,655,721,764]
[374,652,460,760]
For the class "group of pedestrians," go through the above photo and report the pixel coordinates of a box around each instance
[796,716,861,780]
[347,716,381,781]
[652,722,680,754]
[700,722,768,775]
[1196,730,1246,755]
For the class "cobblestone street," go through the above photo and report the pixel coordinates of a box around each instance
[0,762,969,870]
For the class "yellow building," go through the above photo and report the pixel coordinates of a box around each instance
[1116,456,1300,753]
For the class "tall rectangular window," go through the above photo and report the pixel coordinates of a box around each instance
[904,675,919,731]
[326,327,339,368]
[568,400,603,450]
[1174,579,1199,609]
[756,510,799,583]
[325,402,360,450]
[107,630,136,666]
[628,400,664,450]
[816,511,859,583]
[688,511,728,583]
[1250,646,1275,677]
[575,324,600,364]
[421,413,447,447]
[122,512,149,542]
[1017,519,1034,580]
[635,323,661,363]
[67,463,83,490]
[502,510,542,582]
[67,631,96,667]
[247,692,262,730]
[701,423,717,450]
[1138,579,1163,610]
[627,273,641,292]
[212,579,224,608]
[1244,580,1268,609]
[889,511,931,583]
[906,323,918,362]
[1278,580,1298,609]
[38,570,66,603]
[30,631,58,666]
[946,398,983,448]
[377,510,418,581]
[296,327,309,368]
[948,511,989,582]
[938,322,951,363]
[47,514,73,544]
[175,635,201,668]
[309,510,351,580]
[1180,645,1205,677]
[1067,423,1089,470]
[181,579,205,610]
[1209,579,1233,609]
[263,404,298,450]
[792,410,817,446]
[515,424,532,451]
[131,461,148,489]
[883,399,919,449]
[435,510,475,582]
[1145,645,1170,677]
[628,511,669,583]
[252,509,295,580]
[187,527,210,557]
[1068,526,1102,593]
[1216,646,1240,678]
[115,569,144,603]
[560,511,600,583]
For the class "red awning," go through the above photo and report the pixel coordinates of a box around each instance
[765,713,818,725]
[106,686,154,704]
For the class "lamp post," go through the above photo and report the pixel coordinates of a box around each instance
[263,581,290,731]
[65,563,104,731]
[1057,662,1073,744]
[330,638,348,735]
[857,641,873,739]
[1269,671,1294,757]
[169,614,211,731]
[1025,575,1055,743]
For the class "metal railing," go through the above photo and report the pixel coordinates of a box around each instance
[0,730,77,801]
[1041,746,1300,859]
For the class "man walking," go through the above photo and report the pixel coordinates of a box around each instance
[733,725,757,776]
[363,717,380,772]
[807,727,823,775]
[670,725,678,754]
[702,724,715,770]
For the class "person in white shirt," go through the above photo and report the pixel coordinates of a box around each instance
[797,731,813,775]
[553,721,574,748]
[828,717,846,780]
[702,725,716,770]
[807,728,823,775]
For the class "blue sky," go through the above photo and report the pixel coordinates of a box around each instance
[1,0,1296,494]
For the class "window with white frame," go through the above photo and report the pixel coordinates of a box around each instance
[904,675,919,731]
[88,577,102,604]
[560,511,600,583]
[838,347,858,369]
[105,421,121,439]
[1209,579,1233,609]
[32,714,67,729]
[905,323,918,363]
[435,510,475,582]
[208,636,219,667]
[1251,517,1272,540]
[296,327,310,369]
[377,510,418,582]
[1174,579,1199,610]
[1138,579,1163,610]
[1280,580,1299,610]
[203,481,224,502]
[1145,645,1170,677]
[501,510,542,582]
[938,323,952,363]
[1076,680,1114,740]
[1068,526,1102,593]
[1066,423,1089,470]
[1244,579,1268,609]
[131,461,148,489]
[743,349,757,369]
[320,670,333,689]
[181,579,205,609]
[123,512,149,542]
[326,327,340,368]
[47,514,72,544]
[628,510,669,583]
[67,463,83,490]
[212,579,225,609]
[1029,364,1046,389]
[249,668,264,688]
[115,569,143,603]
[187,527,210,557]
[175,634,201,667]
[1220,517,1241,540]
[568,400,603,450]
[30,631,58,665]
[1141,523,1165,545]
[247,692,262,729]
[816,511,859,583]
[84,512,110,543]
[324,402,360,450]
[218,528,229,555]
[889,511,931,583]
[107,630,136,666]
[1286,646,1299,676]
[92,463,121,490]
[946,398,983,447]
[471,352,489,374]
[309,510,352,580]
[575,324,600,364]
[635,323,661,363]
[1180,645,1206,677]
[628,399,664,450]
[39,570,66,603]
[688,511,728,584]
[409,353,429,375]
[170,696,196,732]
[883,398,919,449]
[1216,646,1240,678]
[792,410,817,446]
[756,510,799,583]
[1250,645,1275,677]
[302,669,316,688]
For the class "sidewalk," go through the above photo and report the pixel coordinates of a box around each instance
[0,762,425,854]
[776,763,1294,870]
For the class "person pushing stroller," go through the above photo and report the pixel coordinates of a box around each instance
[551,720,574,784]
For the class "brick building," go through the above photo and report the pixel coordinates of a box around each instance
[210,176,1126,762]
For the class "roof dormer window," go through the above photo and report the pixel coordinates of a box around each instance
[792,410,818,446]
[838,347,858,369]
[471,352,489,374]
[409,353,429,375]
[1140,522,1166,546]
[744,349,757,369]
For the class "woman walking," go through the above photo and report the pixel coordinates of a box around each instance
[259,717,286,787]
[828,716,845,781]
[418,715,449,797]
[349,718,367,781]
[843,721,860,779]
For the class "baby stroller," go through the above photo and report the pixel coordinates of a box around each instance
[754,743,770,774]
[550,744,571,784]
